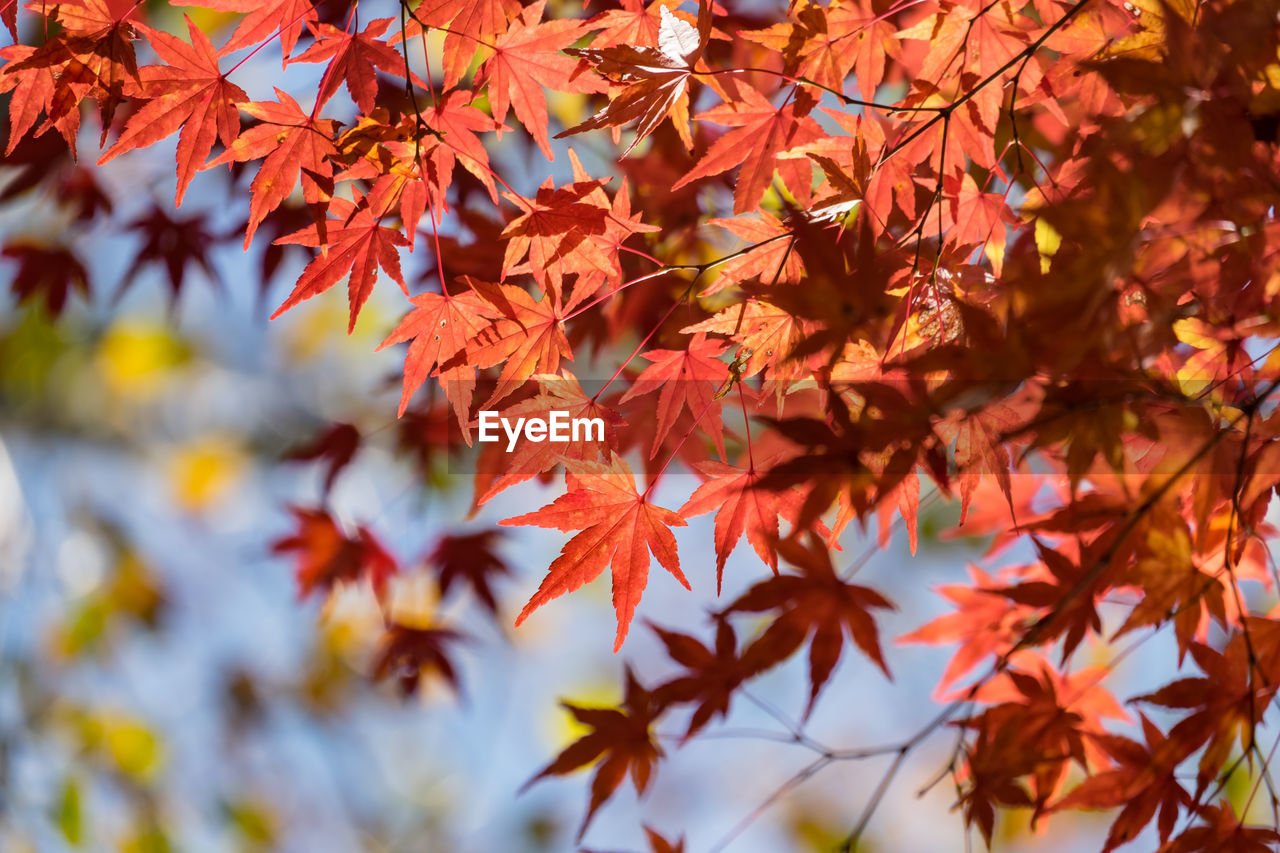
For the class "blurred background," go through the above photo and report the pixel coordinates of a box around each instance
[2,2,1273,851]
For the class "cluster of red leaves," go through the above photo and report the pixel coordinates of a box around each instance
[271,421,511,696]
[6,0,1280,847]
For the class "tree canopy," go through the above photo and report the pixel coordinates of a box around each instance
[4,0,1280,849]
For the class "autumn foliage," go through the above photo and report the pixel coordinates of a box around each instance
[5,0,1280,847]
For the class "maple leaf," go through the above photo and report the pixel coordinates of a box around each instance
[584,0,670,48]
[702,212,803,295]
[1051,715,1192,851]
[952,665,1099,841]
[171,0,317,60]
[272,506,397,600]
[1135,635,1275,795]
[650,618,746,738]
[958,660,1130,819]
[559,2,711,154]
[284,421,360,495]
[742,0,892,95]
[406,0,521,89]
[499,175,612,302]
[678,455,814,592]
[4,0,141,149]
[377,283,501,430]
[681,299,807,380]
[475,0,608,159]
[524,667,664,840]
[204,89,338,249]
[3,242,90,316]
[420,89,506,206]
[289,18,403,114]
[502,458,688,651]
[98,18,247,207]
[119,204,222,302]
[671,84,824,214]
[940,169,1014,269]
[0,44,76,155]
[1114,520,1229,659]
[1156,800,1280,853]
[371,622,464,696]
[426,530,511,616]
[619,333,728,460]
[271,183,408,331]
[997,538,1113,660]
[553,149,660,311]
[731,533,894,716]
[936,403,1020,525]
[449,280,573,409]
[898,565,1037,697]
[396,401,464,476]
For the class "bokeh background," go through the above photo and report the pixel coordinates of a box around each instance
[2,2,1275,852]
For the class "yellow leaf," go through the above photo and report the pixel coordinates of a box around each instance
[166,436,246,512]
[99,714,164,782]
[95,320,188,398]
[1034,218,1061,274]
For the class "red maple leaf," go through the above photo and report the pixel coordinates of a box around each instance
[284,421,360,495]
[4,0,141,149]
[289,17,403,114]
[171,0,318,60]
[1051,715,1192,851]
[619,333,729,460]
[498,175,612,304]
[3,242,90,316]
[205,89,338,248]
[420,89,506,206]
[98,17,247,206]
[702,212,803,295]
[650,618,747,738]
[671,84,824,214]
[475,0,607,159]
[119,204,222,302]
[523,667,664,839]
[272,506,397,600]
[678,455,813,592]
[0,44,79,155]
[559,2,711,154]
[377,283,501,428]
[1156,800,1280,853]
[426,530,511,616]
[1135,635,1277,795]
[450,279,573,409]
[502,458,688,651]
[406,0,521,89]
[730,533,894,716]
[271,182,408,331]
[371,622,465,696]
[898,565,1037,697]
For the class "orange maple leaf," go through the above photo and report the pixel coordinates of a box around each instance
[98,17,247,206]
[503,458,688,651]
